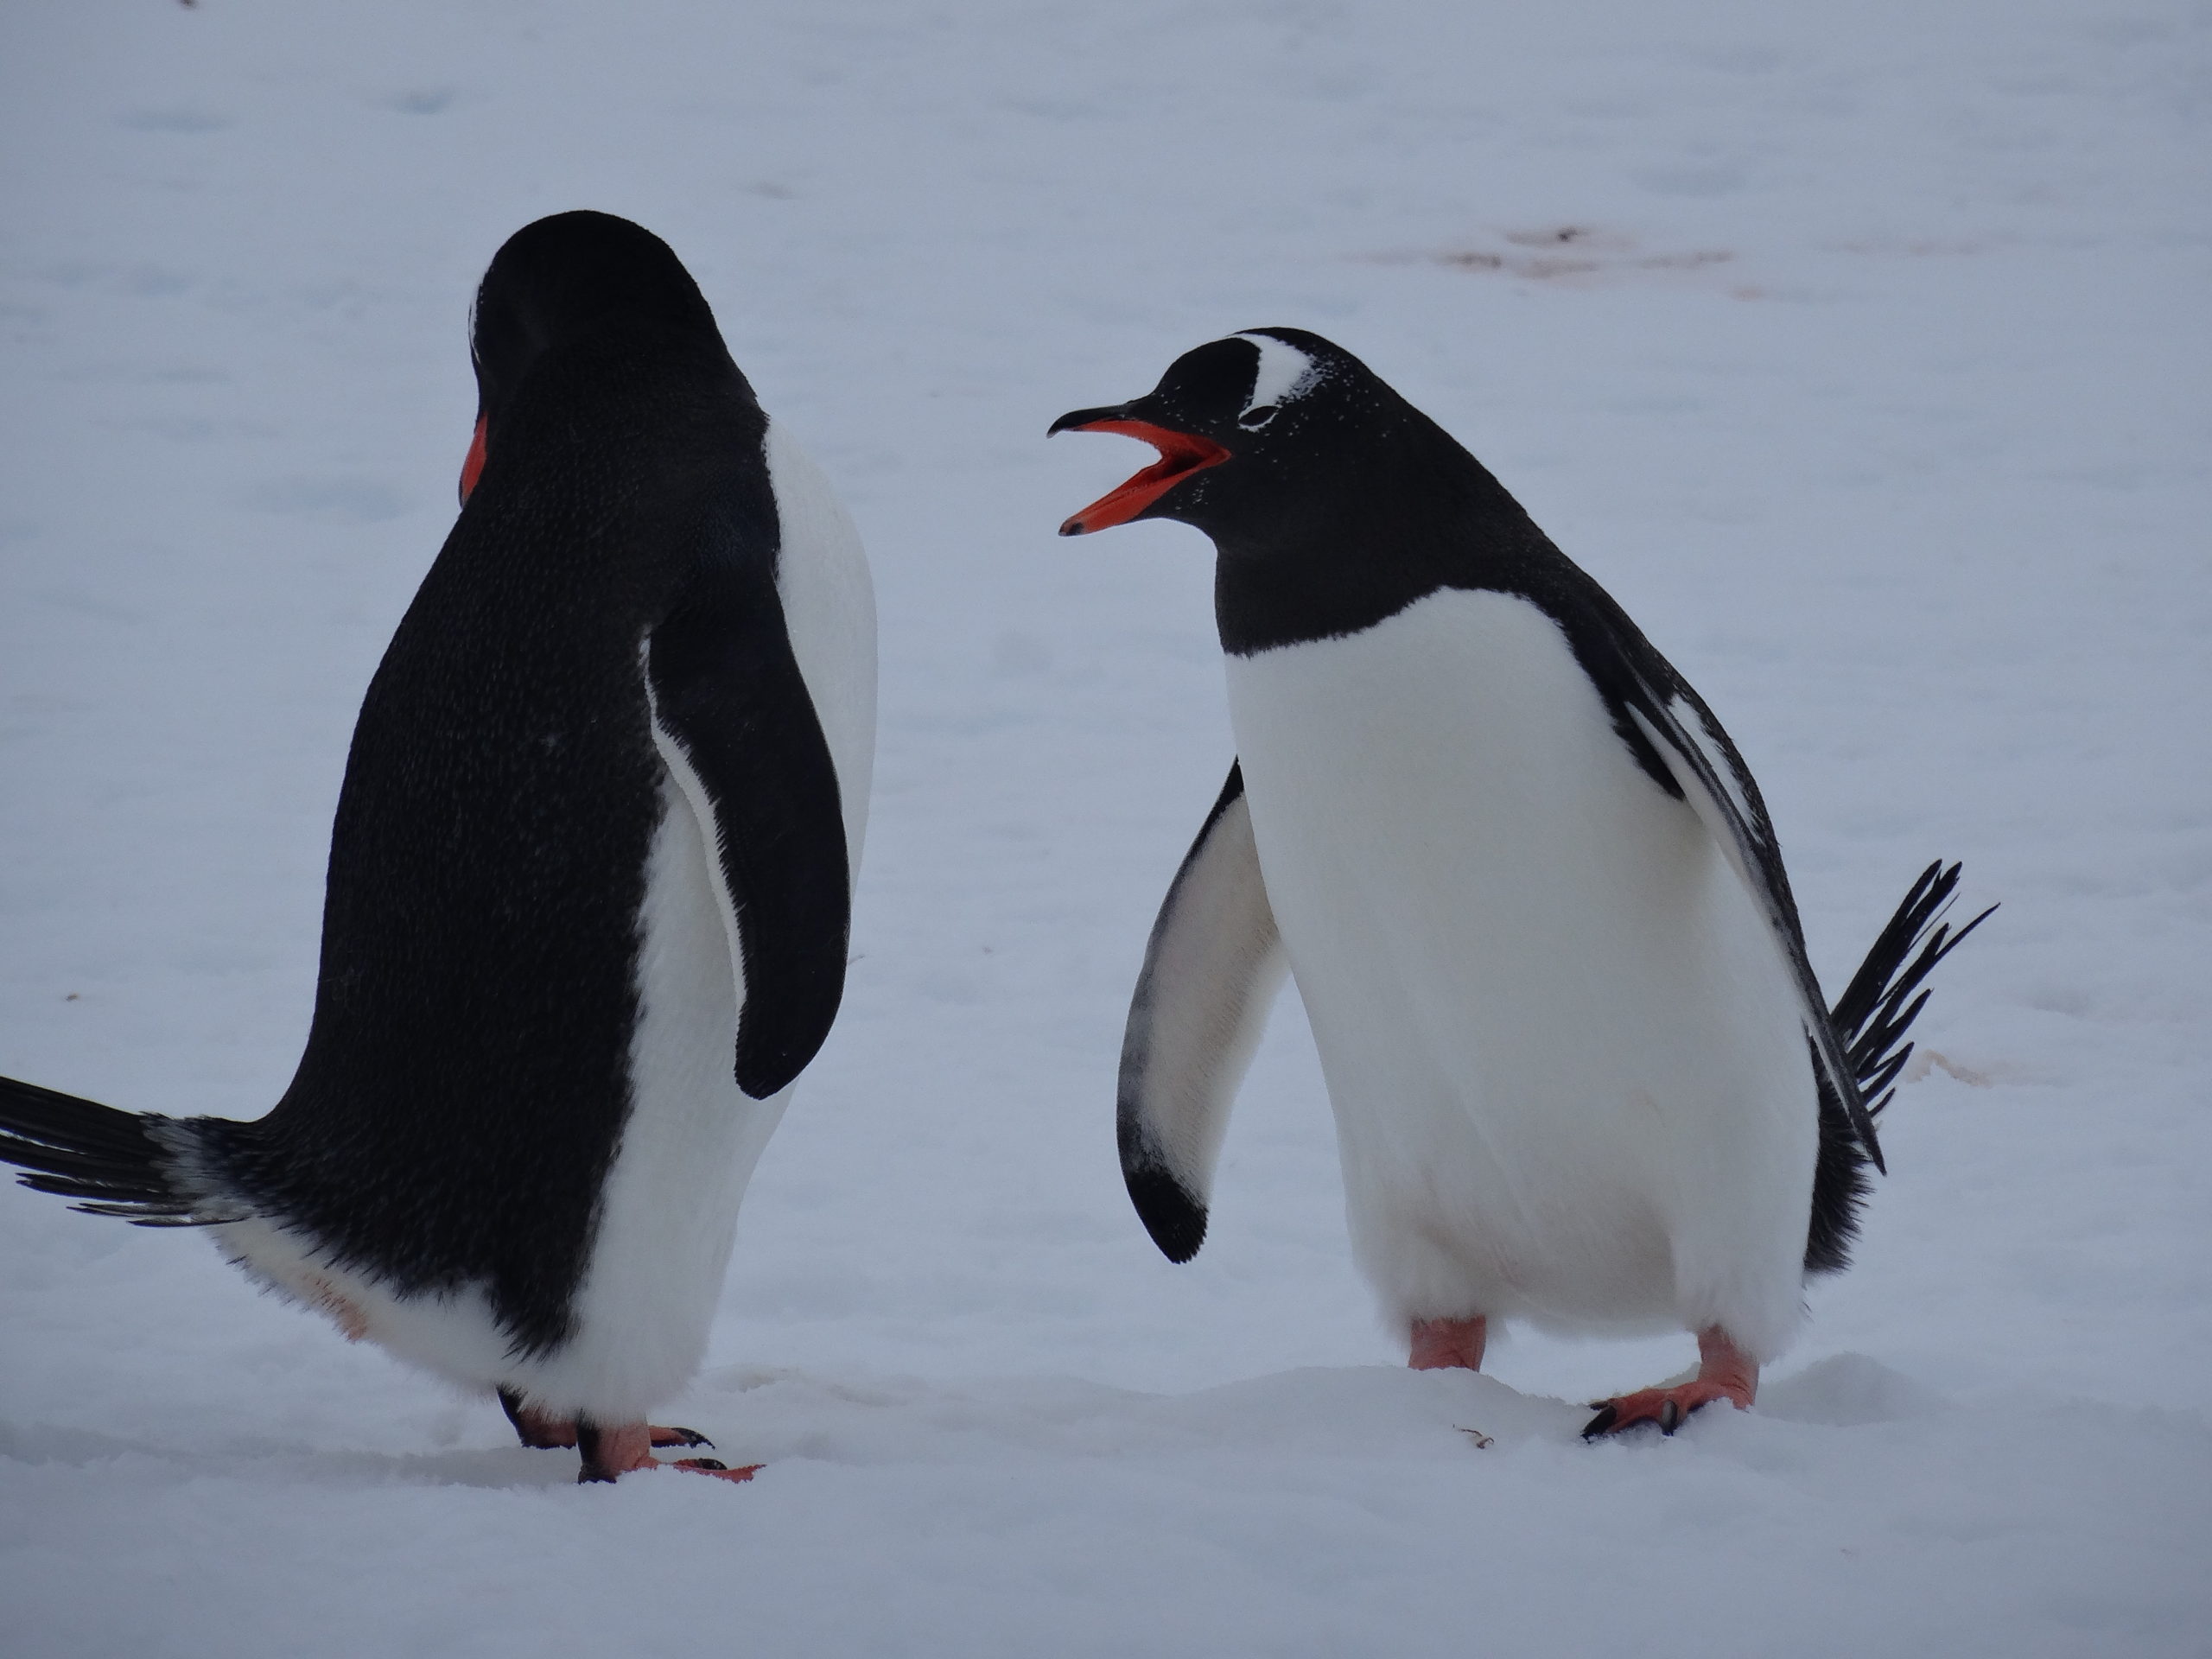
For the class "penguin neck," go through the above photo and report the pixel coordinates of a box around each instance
[1209,427,1556,658]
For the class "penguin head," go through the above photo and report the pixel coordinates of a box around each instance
[460,211,722,505]
[1050,328,1389,540]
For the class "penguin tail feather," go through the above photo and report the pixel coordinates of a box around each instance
[1829,861,1996,1121]
[0,1072,210,1226]
[1805,861,1993,1276]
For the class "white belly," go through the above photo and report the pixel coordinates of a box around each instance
[1225,588,1815,1360]
[511,784,788,1418]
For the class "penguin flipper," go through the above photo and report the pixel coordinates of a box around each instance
[1615,679,1885,1172]
[1119,763,1289,1262]
[646,551,853,1102]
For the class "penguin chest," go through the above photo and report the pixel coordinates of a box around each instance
[1223,588,1815,1336]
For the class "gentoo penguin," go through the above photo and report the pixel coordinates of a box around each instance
[1052,329,1987,1435]
[0,212,874,1483]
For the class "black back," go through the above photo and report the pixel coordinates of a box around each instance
[200,213,841,1357]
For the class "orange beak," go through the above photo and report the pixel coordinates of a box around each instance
[1056,418,1230,536]
[459,414,487,505]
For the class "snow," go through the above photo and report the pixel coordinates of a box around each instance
[1,0,2206,1653]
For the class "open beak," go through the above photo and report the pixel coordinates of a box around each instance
[1048,406,1230,536]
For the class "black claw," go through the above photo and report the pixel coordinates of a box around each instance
[1659,1400,1682,1435]
[656,1426,714,1449]
[1580,1404,1621,1440]
[681,1458,729,1471]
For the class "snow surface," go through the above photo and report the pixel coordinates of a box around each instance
[2,1,2206,1654]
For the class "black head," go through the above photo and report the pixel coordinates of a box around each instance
[459,212,726,504]
[1052,329,1556,656]
[1048,328,1421,545]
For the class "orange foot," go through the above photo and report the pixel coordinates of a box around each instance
[574,1421,764,1484]
[1583,1326,1759,1440]
[499,1389,714,1453]
[670,1458,764,1484]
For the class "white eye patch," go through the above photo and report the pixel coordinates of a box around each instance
[1235,332,1319,424]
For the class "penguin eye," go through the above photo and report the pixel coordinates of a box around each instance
[1238,405,1279,429]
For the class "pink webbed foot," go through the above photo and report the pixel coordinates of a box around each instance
[670,1458,764,1483]
[575,1421,658,1482]
[1409,1315,1488,1371]
[500,1389,715,1454]
[573,1421,764,1484]
[1581,1376,1748,1438]
[1582,1326,1759,1440]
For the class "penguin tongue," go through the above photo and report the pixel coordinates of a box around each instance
[1058,419,1230,535]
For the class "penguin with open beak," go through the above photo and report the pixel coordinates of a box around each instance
[1054,329,1986,1434]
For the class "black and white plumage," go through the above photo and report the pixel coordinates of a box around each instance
[1054,329,1986,1427]
[0,212,874,1479]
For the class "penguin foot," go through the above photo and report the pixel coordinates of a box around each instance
[1580,1377,1745,1439]
[517,1420,714,1452]
[669,1457,764,1483]
[501,1389,714,1453]
[1581,1326,1758,1440]
[575,1421,658,1482]
[1408,1315,1489,1371]
[650,1425,715,1450]
[574,1421,760,1484]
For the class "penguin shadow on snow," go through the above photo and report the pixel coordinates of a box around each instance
[657,1355,1953,1473]
[0,1414,585,1491]
[0,1353,1948,1491]
[677,1362,1592,1464]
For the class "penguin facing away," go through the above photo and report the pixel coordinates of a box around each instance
[1052,330,1987,1436]
[0,212,876,1483]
